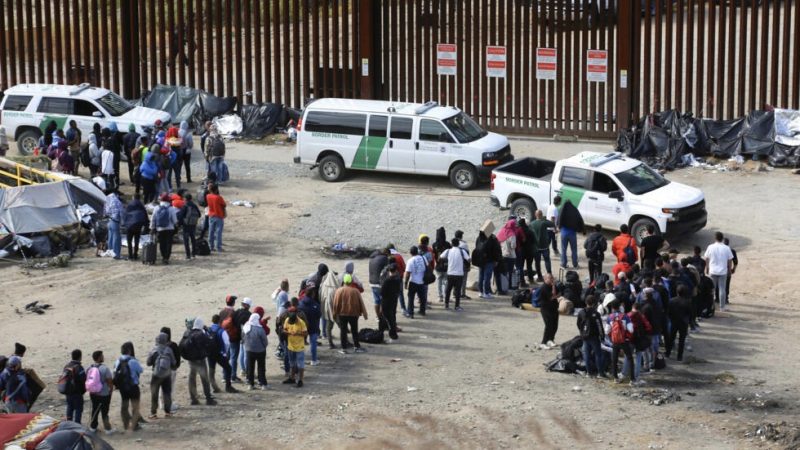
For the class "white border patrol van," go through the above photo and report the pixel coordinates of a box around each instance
[292,98,512,190]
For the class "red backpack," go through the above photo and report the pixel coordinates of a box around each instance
[610,314,632,345]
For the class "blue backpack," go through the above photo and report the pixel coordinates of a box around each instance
[154,206,171,229]
[532,286,544,307]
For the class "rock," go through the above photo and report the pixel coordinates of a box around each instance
[572,386,582,392]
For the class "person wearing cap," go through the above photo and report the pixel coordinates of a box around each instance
[379,262,402,340]
[151,193,179,264]
[298,284,322,366]
[231,298,253,382]
[453,230,472,299]
[333,274,369,354]
[403,246,428,318]
[0,356,29,413]
[282,307,308,387]
[219,295,238,323]
[180,318,218,406]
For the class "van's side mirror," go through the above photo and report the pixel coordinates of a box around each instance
[439,132,452,143]
[609,190,624,201]
[92,111,103,118]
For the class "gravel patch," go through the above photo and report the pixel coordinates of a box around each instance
[290,191,512,250]
[225,158,309,179]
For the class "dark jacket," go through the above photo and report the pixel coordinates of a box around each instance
[368,251,389,286]
[177,200,201,226]
[233,307,252,341]
[584,231,608,261]
[486,235,503,264]
[577,306,604,339]
[668,295,693,327]
[298,297,321,335]
[640,298,665,334]
[380,274,402,305]
[123,198,148,229]
[521,224,537,257]
[558,200,584,231]
[473,233,488,267]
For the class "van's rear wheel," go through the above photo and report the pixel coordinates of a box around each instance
[631,217,658,245]
[450,163,477,190]
[17,129,41,156]
[510,198,536,222]
[318,154,345,182]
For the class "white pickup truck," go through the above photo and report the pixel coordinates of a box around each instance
[490,152,707,243]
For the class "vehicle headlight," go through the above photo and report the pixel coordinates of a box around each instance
[483,152,497,159]
[662,208,678,214]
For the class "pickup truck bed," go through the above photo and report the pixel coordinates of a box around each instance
[496,157,556,181]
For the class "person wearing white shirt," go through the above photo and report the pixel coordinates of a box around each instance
[454,230,471,299]
[101,146,116,191]
[703,231,734,311]
[441,238,470,311]
[546,196,561,256]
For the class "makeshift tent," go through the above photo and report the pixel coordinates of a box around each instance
[1,413,60,449]
[0,179,104,235]
[239,103,284,139]
[35,421,114,450]
[135,84,237,132]
[617,108,800,169]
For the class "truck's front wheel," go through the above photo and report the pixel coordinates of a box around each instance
[631,217,658,245]
[449,163,477,190]
[510,198,536,222]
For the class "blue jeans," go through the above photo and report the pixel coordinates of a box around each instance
[503,257,517,291]
[479,262,496,295]
[398,289,408,313]
[66,393,84,423]
[623,350,644,380]
[229,341,241,379]
[407,282,427,316]
[208,217,224,251]
[309,333,319,362]
[281,340,290,374]
[108,220,121,258]
[534,248,552,277]
[548,229,558,252]
[560,229,578,268]
[582,337,604,376]
[371,286,382,306]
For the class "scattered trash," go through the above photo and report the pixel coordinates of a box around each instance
[620,389,681,406]
[277,203,293,209]
[23,254,71,269]
[744,422,800,444]
[572,386,582,393]
[390,358,403,363]
[213,114,244,138]
[714,372,737,385]
[16,301,52,315]
[406,386,418,392]
[728,392,782,410]
[320,243,374,259]
[231,200,256,208]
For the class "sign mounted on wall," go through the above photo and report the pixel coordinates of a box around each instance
[437,44,457,76]
[486,46,507,78]
[587,50,608,83]
[536,48,557,80]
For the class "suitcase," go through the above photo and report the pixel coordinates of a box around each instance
[510,270,520,291]
[142,241,157,265]
[196,238,211,256]
[498,272,510,294]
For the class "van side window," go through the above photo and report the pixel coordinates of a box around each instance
[560,166,589,188]
[591,171,619,194]
[368,115,388,137]
[2,95,33,111]
[419,119,450,142]
[304,111,366,135]
[389,117,413,140]
[37,97,74,115]
[74,99,101,117]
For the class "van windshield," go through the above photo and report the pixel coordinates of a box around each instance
[615,163,670,195]
[443,112,487,143]
[97,92,135,117]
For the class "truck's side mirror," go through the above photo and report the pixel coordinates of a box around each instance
[609,190,624,201]
[92,111,103,118]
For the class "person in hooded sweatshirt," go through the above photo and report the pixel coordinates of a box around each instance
[139,150,159,203]
[339,261,364,292]
[368,248,390,316]
[151,193,178,264]
[88,133,102,177]
[123,123,140,182]
[179,120,194,183]
[158,327,180,413]
[0,356,29,413]
[243,312,268,390]
[123,194,148,260]
[180,318,217,406]
[431,227,451,303]
[298,287,322,366]
[146,332,177,419]
[114,342,144,432]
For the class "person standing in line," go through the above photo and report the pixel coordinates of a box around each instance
[333,274,369,354]
[103,189,123,260]
[639,225,669,270]
[86,351,116,434]
[546,196,561,256]
[538,274,559,349]
[298,287,322,366]
[379,263,402,341]
[432,227,451,303]
[232,298,253,382]
[114,342,144,432]
[453,230,472,299]
[441,238,469,311]
[123,194,148,261]
[88,133,102,178]
[179,318,218,406]
[66,120,82,175]
[100,139,116,193]
[530,210,555,281]
[243,313,268,390]
[496,219,519,292]
[206,184,226,252]
[576,295,606,378]
[208,314,238,393]
[139,150,159,203]
[147,332,177,419]
[403,246,428,318]
[584,224,608,283]
[179,120,194,183]
[150,193,178,264]
[703,231,735,311]
[605,304,637,385]
[282,307,308,387]
[61,349,87,424]
[178,193,202,260]
[472,227,492,299]
[557,200,583,269]
[666,284,693,361]
[123,124,140,183]
[723,238,738,305]
[611,224,638,264]
[517,220,537,287]
[368,248,390,318]
[387,245,409,317]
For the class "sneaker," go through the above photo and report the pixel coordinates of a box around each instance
[248,385,255,391]
[546,340,556,348]
[485,293,494,300]
[463,294,472,300]
[339,349,348,354]
[259,384,268,391]
[630,379,646,387]
[403,311,411,318]
[354,347,367,353]
[148,414,158,420]
[282,378,295,384]
[105,428,118,435]
[89,428,98,433]
[539,344,549,350]
[296,380,304,388]
[225,385,239,393]
[206,398,218,406]
[190,399,200,405]
[232,377,243,383]
[389,338,398,343]
[310,360,320,366]
[455,307,464,312]
[479,293,486,299]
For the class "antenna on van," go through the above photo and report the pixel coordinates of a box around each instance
[69,83,91,96]
[414,101,438,115]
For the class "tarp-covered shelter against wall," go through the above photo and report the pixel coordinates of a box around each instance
[135,85,237,132]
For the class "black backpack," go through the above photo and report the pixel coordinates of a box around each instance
[113,359,136,396]
[580,309,602,339]
[358,328,384,344]
[57,362,84,395]
[511,289,531,308]
[584,234,605,260]
[179,330,208,361]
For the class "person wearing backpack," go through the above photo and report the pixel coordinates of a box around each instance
[298,288,322,366]
[584,224,608,283]
[0,356,29,413]
[368,248,390,317]
[150,193,178,265]
[123,194,148,261]
[86,350,116,434]
[180,318,218,406]
[611,224,638,264]
[627,303,653,383]
[114,342,144,432]
[231,298,253,382]
[604,306,637,385]
[208,314,238,394]
[576,296,606,378]
[60,349,87,424]
[178,193,202,260]
[147,332,177,419]
[440,238,470,311]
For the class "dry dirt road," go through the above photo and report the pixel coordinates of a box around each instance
[1,139,798,450]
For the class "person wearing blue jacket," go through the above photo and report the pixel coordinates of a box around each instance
[298,288,322,366]
[0,356,29,413]
[139,151,159,203]
[124,194,148,260]
[114,342,144,432]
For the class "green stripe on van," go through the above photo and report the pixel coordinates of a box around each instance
[351,136,387,170]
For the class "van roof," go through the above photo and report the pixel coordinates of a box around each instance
[305,98,461,120]
[4,83,110,99]
[566,151,641,173]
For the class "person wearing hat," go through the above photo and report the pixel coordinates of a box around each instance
[333,274,369,354]
[403,246,428,318]
[150,193,179,264]
[282,307,308,387]
[453,230,472,299]
[231,298,253,382]
[0,356,29,413]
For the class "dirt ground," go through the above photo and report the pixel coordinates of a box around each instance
[1,138,799,450]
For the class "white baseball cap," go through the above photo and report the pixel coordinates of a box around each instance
[242,297,253,306]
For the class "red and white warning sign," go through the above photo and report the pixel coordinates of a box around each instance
[587,49,608,83]
[536,47,557,80]
[437,44,457,76]
[486,46,507,78]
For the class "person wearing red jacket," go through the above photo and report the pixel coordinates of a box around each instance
[611,224,639,263]
[612,255,632,286]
